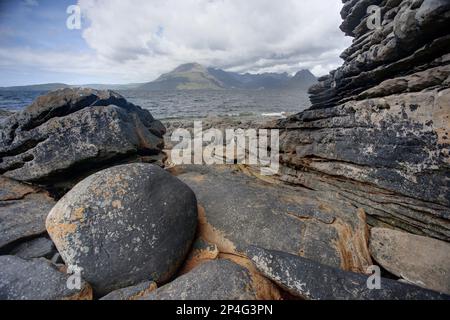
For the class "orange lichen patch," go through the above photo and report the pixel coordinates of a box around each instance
[127,282,158,300]
[64,283,93,300]
[197,205,237,254]
[332,208,372,274]
[46,222,77,248]
[178,238,219,275]
[72,207,86,222]
[112,200,123,209]
[219,253,282,301]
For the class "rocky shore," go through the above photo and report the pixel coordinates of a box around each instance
[1,0,450,300]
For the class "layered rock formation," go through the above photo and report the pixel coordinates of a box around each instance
[177,165,373,274]
[0,88,166,192]
[0,176,56,249]
[274,0,450,241]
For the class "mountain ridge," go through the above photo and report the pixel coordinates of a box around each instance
[0,63,317,91]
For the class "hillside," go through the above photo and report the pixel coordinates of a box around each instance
[0,83,71,91]
[139,63,224,91]
[0,64,317,92]
[139,63,317,91]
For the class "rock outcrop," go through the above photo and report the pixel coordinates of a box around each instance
[0,255,92,300]
[247,246,450,300]
[369,227,450,294]
[0,88,166,191]
[0,176,56,249]
[140,259,275,300]
[273,0,450,241]
[46,163,198,295]
[177,165,372,273]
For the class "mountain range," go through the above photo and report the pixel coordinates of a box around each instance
[0,63,317,91]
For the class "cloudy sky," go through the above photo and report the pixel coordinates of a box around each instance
[0,0,350,86]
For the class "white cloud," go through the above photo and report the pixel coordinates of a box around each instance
[76,0,351,81]
[1,0,351,84]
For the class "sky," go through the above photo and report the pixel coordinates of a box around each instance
[0,0,351,86]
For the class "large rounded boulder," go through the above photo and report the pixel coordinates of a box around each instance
[46,163,198,295]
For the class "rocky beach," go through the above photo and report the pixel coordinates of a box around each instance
[1,0,450,301]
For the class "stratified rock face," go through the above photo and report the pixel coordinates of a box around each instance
[46,163,198,296]
[0,88,166,190]
[140,260,260,300]
[177,165,373,273]
[247,246,450,300]
[275,0,450,241]
[0,176,56,249]
[370,228,450,294]
[0,256,92,300]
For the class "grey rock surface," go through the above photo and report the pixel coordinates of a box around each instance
[0,176,56,249]
[100,280,157,300]
[177,165,373,273]
[369,227,450,294]
[46,163,198,296]
[140,259,259,300]
[0,255,92,300]
[9,237,56,260]
[247,246,450,300]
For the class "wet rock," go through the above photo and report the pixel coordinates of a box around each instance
[140,259,265,300]
[9,237,56,260]
[46,163,198,296]
[100,281,157,300]
[0,176,56,249]
[177,165,372,273]
[0,255,92,300]
[247,246,450,300]
[370,228,450,294]
[0,88,166,190]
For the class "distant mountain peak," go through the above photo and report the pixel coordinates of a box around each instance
[172,62,205,73]
[0,63,318,92]
[138,63,317,91]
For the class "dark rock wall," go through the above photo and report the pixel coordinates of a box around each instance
[275,0,450,241]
